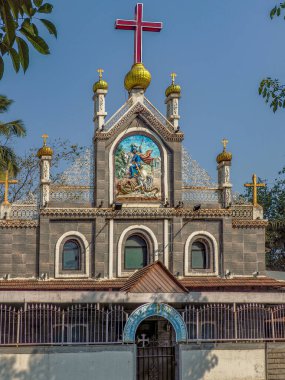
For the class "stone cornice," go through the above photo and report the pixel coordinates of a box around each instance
[0,220,38,228]
[232,220,268,229]
[40,207,232,219]
[94,102,184,142]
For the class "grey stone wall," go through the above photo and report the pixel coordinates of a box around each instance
[39,218,94,278]
[0,227,38,278]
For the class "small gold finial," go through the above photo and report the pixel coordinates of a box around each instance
[42,134,48,146]
[222,138,229,152]
[0,170,18,206]
[244,174,266,207]
[171,72,177,84]
[97,68,104,80]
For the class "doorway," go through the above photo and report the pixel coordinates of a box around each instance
[136,317,176,380]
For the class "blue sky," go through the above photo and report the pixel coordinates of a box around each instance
[1,0,285,192]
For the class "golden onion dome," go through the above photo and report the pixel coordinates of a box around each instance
[93,68,108,92]
[216,138,232,164]
[124,63,151,92]
[37,134,53,158]
[165,72,181,97]
[216,151,232,164]
[165,83,181,97]
[93,79,108,92]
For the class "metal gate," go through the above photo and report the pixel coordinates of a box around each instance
[137,345,176,380]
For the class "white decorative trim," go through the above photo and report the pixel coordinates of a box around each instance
[109,126,169,205]
[109,219,114,279]
[55,231,90,278]
[117,225,158,277]
[184,231,219,277]
[164,219,169,268]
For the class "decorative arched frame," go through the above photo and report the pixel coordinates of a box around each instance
[55,231,90,278]
[184,231,219,276]
[117,225,158,277]
[123,303,187,343]
[109,125,169,205]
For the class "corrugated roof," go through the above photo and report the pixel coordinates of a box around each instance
[180,276,285,289]
[0,274,283,291]
[120,261,188,293]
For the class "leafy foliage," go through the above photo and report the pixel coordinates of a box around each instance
[0,94,26,176]
[258,3,285,112]
[270,2,285,19]
[258,78,285,113]
[2,139,85,203]
[244,169,285,270]
[0,0,57,79]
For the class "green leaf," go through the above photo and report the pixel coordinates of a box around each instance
[39,18,57,38]
[33,0,43,6]
[21,19,38,36]
[0,56,4,79]
[38,3,53,13]
[20,28,50,54]
[9,48,20,72]
[277,7,281,16]
[6,0,20,19]
[16,37,29,72]
[2,3,16,45]
[270,6,277,19]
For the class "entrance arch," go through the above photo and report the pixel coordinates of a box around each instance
[123,303,187,343]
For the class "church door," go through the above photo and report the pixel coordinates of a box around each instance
[136,317,177,380]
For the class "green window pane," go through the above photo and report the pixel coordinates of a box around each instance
[63,240,80,270]
[191,242,206,269]
[124,236,147,270]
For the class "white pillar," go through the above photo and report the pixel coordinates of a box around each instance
[165,93,180,131]
[218,161,232,208]
[93,89,107,132]
[39,156,51,207]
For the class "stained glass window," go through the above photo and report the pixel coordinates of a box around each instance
[124,235,147,270]
[63,240,81,270]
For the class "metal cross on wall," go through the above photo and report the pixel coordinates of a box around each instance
[115,3,163,64]
[0,170,18,206]
[244,174,266,207]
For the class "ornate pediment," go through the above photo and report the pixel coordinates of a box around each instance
[94,99,184,143]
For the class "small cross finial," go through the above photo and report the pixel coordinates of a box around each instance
[244,174,266,207]
[171,72,177,84]
[97,68,104,80]
[42,134,48,146]
[222,138,229,151]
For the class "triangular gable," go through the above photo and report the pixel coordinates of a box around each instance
[97,97,184,143]
[121,261,188,293]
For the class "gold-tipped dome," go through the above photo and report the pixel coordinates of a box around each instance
[165,72,181,97]
[93,68,108,92]
[124,63,151,92]
[37,134,53,158]
[216,138,232,164]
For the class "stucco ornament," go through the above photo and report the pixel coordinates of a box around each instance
[123,303,187,343]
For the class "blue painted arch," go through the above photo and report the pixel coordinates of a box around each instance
[123,303,187,343]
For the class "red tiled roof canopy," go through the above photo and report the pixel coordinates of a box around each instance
[121,261,188,293]
[0,273,283,292]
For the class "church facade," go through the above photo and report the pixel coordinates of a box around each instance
[0,4,285,380]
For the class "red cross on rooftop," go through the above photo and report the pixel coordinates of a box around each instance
[115,3,163,64]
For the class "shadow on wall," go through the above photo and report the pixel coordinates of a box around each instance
[0,352,54,380]
[181,345,219,380]
[149,292,219,380]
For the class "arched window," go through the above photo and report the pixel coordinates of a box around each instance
[191,241,208,270]
[124,235,147,270]
[62,240,81,270]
